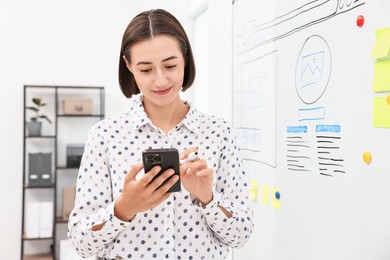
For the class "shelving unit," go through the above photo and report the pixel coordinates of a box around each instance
[22,85,105,260]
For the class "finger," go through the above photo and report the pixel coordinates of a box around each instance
[156,174,180,194]
[185,159,207,175]
[179,146,198,160]
[142,165,162,184]
[180,163,190,176]
[190,159,207,168]
[148,168,176,190]
[125,162,144,180]
[196,168,213,177]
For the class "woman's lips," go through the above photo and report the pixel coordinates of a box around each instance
[153,87,172,95]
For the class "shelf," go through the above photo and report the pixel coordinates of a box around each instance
[57,114,104,118]
[57,166,79,170]
[24,184,55,189]
[22,234,53,241]
[56,216,69,224]
[23,253,53,260]
[25,135,56,139]
[22,85,105,260]
[24,85,104,90]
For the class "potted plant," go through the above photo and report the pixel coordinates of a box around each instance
[26,97,52,136]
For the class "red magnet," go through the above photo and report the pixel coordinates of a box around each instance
[356,15,364,27]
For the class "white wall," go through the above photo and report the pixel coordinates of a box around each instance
[207,0,233,122]
[0,0,235,258]
[0,1,191,258]
[190,1,235,259]
[190,0,233,122]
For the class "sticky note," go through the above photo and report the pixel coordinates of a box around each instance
[271,187,281,210]
[372,27,390,59]
[373,60,390,92]
[373,96,390,128]
[249,180,258,201]
[261,184,270,206]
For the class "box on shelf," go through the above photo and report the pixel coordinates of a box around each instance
[39,201,54,238]
[62,186,76,221]
[63,97,93,115]
[28,153,52,186]
[25,201,53,239]
[25,202,40,238]
[66,144,84,168]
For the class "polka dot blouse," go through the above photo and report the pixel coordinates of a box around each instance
[67,94,254,260]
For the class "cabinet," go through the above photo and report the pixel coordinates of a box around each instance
[22,85,105,260]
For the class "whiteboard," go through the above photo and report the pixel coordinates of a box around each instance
[232,1,390,260]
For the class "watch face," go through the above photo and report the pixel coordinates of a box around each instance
[193,194,214,208]
[191,197,203,207]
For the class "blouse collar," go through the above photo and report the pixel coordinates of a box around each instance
[129,94,200,134]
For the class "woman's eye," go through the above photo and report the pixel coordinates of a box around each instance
[166,65,176,69]
[140,69,151,73]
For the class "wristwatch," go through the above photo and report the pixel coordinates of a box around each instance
[191,193,214,208]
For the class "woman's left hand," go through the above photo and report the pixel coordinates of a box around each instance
[180,148,213,205]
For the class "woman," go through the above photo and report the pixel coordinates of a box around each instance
[68,9,253,260]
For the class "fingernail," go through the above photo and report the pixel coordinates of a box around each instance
[186,168,191,175]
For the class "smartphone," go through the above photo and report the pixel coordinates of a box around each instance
[142,148,181,192]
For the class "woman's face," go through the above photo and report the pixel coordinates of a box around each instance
[126,34,186,108]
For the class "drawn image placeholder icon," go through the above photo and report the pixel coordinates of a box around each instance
[295,34,332,104]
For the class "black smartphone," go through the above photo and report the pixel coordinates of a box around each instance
[142,148,181,192]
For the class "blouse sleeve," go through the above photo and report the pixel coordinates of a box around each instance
[67,122,129,258]
[195,125,254,248]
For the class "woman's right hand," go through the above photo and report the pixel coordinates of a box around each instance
[114,162,179,222]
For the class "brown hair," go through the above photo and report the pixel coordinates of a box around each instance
[119,9,196,98]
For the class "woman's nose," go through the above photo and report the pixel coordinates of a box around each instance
[154,69,168,87]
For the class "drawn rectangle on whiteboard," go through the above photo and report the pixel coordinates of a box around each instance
[298,107,325,121]
[233,51,277,167]
[236,128,261,152]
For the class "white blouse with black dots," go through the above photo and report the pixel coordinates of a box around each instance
[67,94,254,260]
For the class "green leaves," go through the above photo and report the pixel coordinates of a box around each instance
[32,97,46,107]
[40,115,52,124]
[27,97,52,124]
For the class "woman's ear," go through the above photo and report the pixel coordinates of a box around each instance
[123,55,132,72]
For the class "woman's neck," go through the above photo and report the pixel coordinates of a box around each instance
[143,98,189,134]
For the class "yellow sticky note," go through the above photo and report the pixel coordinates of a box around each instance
[373,60,390,92]
[249,180,258,201]
[372,27,390,59]
[271,188,281,210]
[261,184,270,206]
[373,96,390,128]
